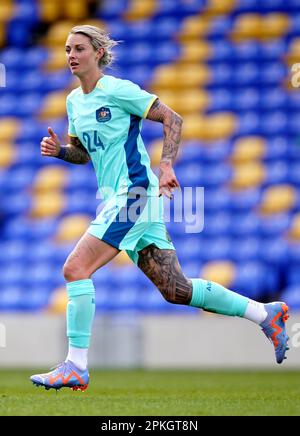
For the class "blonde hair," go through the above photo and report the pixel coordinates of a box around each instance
[69,25,118,69]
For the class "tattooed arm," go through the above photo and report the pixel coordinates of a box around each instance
[40,127,90,165]
[146,98,182,197]
[146,98,183,165]
[63,136,90,165]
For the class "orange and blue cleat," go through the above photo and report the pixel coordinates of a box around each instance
[30,360,89,391]
[260,302,290,364]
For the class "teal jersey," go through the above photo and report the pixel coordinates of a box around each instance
[66,75,159,201]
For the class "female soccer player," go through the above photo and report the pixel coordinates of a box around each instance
[31,25,289,391]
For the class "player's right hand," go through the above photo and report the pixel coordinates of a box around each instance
[40,127,61,157]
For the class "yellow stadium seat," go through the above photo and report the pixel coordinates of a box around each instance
[55,214,91,243]
[230,162,266,190]
[286,38,300,66]
[39,0,62,22]
[0,22,6,47]
[124,0,156,21]
[44,48,68,72]
[149,139,163,168]
[263,13,290,40]
[287,213,300,241]
[231,14,262,41]
[206,113,237,140]
[0,144,15,168]
[80,19,107,30]
[179,41,212,63]
[259,185,297,215]
[0,1,15,23]
[179,15,211,41]
[112,250,132,266]
[182,112,237,141]
[33,165,69,193]
[43,20,76,48]
[0,118,20,142]
[47,286,67,314]
[39,90,68,120]
[157,90,209,114]
[205,0,236,15]
[201,261,236,288]
[231,136,266,164]
[151,64,211,91]
[30,192,65,219]
[64,0,89,20]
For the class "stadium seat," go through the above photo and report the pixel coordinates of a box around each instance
[33,165,68,193]
[205,0,236,15]
[44,48,69,72]
[30,192,65,219]
[179,15,211,41]
[182,112,237,141]
[55,214,91,243]
[64,0,89,20]
[43,20,77,48]
[39,0,62,22]
[0,118,20,142]
[230,162,266,191]
[123,0,156,21]
[179,40,212,63]
[38,90,69,120]
[287,212,300,241]
[231,136,266,163]
[0,143,15,168]
[281,285,300,309]
[151,64,211,91]
[259,185,297,215]
[201,260,236,288]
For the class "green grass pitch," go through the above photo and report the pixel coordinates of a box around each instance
[0,369,299,416]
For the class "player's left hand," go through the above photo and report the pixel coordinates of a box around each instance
[159,161,181,199]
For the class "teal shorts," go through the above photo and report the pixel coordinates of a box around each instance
[87,194,175,264]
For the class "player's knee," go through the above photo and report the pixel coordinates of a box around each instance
[63,260,89,282]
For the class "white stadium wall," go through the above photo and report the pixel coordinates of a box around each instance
[0,312,299,368]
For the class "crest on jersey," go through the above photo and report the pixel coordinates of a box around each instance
[96,107,111,122]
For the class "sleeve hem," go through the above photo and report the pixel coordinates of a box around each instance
[142,95,157,119]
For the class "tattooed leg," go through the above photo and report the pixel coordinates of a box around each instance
[137,244,192,305]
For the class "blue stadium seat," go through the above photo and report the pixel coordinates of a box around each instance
[266,161,288,184]
[210,63,233,87]
[238,112,260,135]
[232,88,260,111]
[230,212,260,237]
[261,41,287,60]
[203,212,231,237]
[233,261,277,299]
[259,213,291,237]
[261,62,287,85]
[230,188,261,212]
[208,17,233,39]
[200,140,232,163]
[261,88,287,110]
[230,237,260,262]
[14,93,43,117]
[233,42,260,62]
[281,285,300,310]
[260,111,288,136]
[205,188,231,212]
[200,237,231,262]
[265,136,288,161]
[259,237,288,265]
[209,89,233,111]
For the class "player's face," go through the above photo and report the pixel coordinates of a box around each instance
[65,34,102,76]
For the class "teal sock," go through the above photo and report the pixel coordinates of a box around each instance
[66,279,96,349]
[190,279,248,317]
